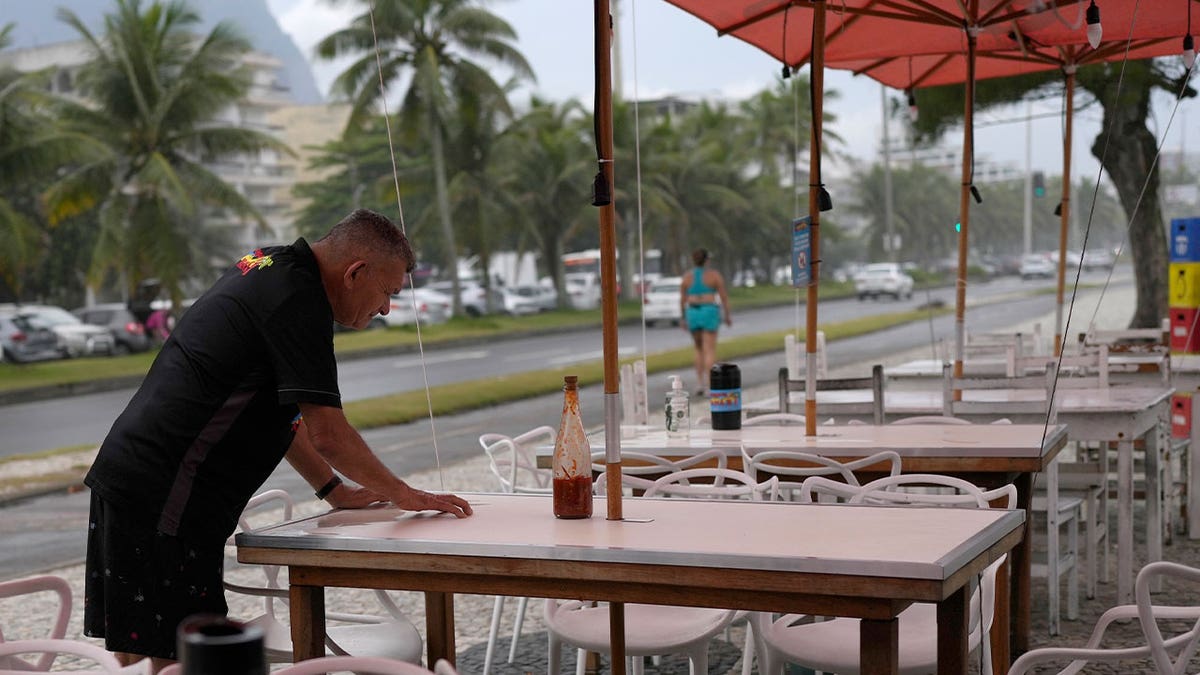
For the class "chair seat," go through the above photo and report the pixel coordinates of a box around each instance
[250,604,423,664]
[547,603,733,655]
[762,604,980,675]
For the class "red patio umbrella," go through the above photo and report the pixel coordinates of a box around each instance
[659,0,1091,434]
[830,5,1195,355]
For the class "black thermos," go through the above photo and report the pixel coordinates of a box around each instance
[709,363,742,430]
[177,615,266,675]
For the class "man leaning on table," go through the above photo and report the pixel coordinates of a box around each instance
[81,208,473,673]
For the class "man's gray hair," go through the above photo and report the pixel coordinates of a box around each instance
[318,209,415,273]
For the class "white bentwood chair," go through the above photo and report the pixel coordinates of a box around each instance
[545,469,777,675]
[478,426,555,674]
[222,490,422,665]
[1008,561,1200,675]
[158,656,459,675]
[0,639,151,674]
[752,474,1015,675]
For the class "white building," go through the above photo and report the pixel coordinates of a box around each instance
[0,39,296,254]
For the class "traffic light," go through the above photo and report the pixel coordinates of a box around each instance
[1032,171,1046,198]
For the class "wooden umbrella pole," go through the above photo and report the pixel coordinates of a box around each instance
[594,1,625,670]
[1054,69,1075,356]
[804,0,826,437]
[593,0,622,524]
[952,29,977,396]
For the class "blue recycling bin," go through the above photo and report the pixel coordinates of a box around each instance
[1170,217,1200,263]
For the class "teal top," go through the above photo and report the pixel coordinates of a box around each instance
[687,267,716,297]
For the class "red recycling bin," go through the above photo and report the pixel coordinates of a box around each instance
[1171,307,1200,353]
[1172,393,1193,439]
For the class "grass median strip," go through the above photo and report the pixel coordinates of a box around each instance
[344,306,950,429]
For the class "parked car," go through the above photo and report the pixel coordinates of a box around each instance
[73,303,152,354]
[564,272,601,310]
[374,288,454,327]
[642,277,683,326]
[1081,248,1116,271]
[490,287,539,316]
[428,279,489,317]
[512,284,558,312]
[853,263,914,300]
[20,305,116,357]
[1019,253,1055,280]
[0,309,61,363]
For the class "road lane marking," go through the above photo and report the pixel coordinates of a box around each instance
[389,350,489,368]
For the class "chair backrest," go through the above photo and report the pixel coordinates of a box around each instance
[888,415,971,426]
[642,468,779,501]
[0,639,132,674]
[742,413,808,427]
[1079,317,1169,352]
[741,449,902,500]
[966,325,1043,358]
[779,364,885,424]
[0,575,73,671]
[620,360,649,426]
[785,332,827,380]
[479,426,555,494]
[591,449,726,478]
[1136,562,1200,675]
[941,362,1058,423]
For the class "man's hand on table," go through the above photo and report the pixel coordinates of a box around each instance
[393,484,474,518]
[326,483,388,509]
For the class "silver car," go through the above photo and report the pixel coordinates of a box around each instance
[0,310,61,363]
[20,305,116,358]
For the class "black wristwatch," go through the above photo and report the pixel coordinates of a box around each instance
[315,475,343,501]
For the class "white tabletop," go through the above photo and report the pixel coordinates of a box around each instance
[238,493,1024,582]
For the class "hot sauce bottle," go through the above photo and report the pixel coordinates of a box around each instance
[553,375,593,519]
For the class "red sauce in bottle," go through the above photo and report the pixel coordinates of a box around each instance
[553,474,593,519]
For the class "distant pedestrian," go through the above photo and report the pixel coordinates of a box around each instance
[680,248,731,394]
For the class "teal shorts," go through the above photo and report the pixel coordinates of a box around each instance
[686,303,721,332]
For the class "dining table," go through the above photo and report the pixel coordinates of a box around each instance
[236,492,1024,675]
[744,384,1172,609]
[541,422,1066,662]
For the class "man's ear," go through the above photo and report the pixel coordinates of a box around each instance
[344,260,367,288]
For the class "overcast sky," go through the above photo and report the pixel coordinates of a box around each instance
[264,0,1194,188]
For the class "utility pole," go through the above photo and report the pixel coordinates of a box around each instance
[882,85,896,261]
[1023,101,1033,255]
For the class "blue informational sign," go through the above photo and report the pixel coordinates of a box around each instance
[791,216,812,288]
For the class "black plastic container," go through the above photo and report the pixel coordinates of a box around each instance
[709,363,742,430]
[177,615,266,675]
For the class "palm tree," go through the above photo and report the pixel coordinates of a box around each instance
[315,0,534,316]
[497,97,593,307]
[43,0,289,303]
[0,24,69,300]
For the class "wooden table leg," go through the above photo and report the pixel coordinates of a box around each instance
[289,584,325,661]
[937,585,969,675]
[1011,471,1032,654]
[860,616,899,675]
[426,591,456,667]
[1118,437,1134,605]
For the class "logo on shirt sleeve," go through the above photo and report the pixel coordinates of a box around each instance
[236,249,275,276]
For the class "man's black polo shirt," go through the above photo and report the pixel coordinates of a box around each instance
[85,238,341,540]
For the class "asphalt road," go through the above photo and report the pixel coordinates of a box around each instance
[0,274,1057,459]
[0,274,1121,580]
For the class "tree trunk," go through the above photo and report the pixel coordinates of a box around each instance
[1089,68,1167,329]
[429,117,462,316]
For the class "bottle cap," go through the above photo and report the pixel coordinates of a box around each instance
[671,375,683,391]
[563,375,578,390]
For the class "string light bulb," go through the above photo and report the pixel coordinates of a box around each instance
[1085,1,1102,49]
[1185,35,1196,71]
[906,89,918,123]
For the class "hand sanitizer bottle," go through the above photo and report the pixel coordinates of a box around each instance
[665,375,690,438]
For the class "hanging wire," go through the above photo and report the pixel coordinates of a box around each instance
[368,3,446,490]
[630,0,649,378]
